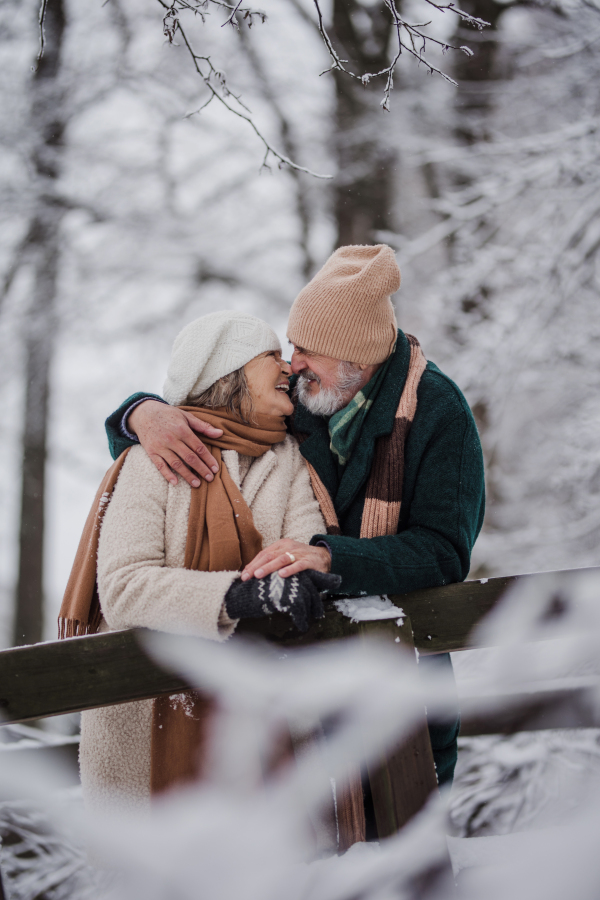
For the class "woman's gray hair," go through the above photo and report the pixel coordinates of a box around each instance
[188,367,255,423]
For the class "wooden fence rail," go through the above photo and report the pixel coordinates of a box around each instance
[0,565,597,852]
[0,566,597,729]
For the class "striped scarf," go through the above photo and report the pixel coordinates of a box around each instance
[328,350,394,467]
[302,335,427,539]
[292,334,427,848]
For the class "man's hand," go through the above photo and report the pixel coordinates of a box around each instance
[241,539,332,581]
[128,400,223,487]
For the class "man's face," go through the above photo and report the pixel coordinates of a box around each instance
[290,344,368,416]
[290,346,344,395]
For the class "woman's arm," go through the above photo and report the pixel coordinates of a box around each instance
[97,447,238,640]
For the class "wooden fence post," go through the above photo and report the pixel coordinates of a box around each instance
[360,615,439,838]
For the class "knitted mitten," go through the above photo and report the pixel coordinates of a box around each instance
[225,569,342,633]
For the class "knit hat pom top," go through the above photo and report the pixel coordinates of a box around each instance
[287,244,400,365]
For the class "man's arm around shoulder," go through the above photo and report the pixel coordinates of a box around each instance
[104,393,223,486]
[105,392,165,460]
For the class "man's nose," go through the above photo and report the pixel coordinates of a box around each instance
[291,350,306,375]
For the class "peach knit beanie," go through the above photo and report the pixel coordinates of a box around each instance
[287,244,400,365]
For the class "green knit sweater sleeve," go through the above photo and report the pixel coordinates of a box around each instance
[105,392,165,460]
[310,410,485,597]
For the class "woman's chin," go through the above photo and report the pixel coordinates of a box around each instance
[253,391,294,418]
[270,396,294,417]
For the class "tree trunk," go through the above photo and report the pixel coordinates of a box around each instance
[447,0,511,536]
[14,0,66,646]
[331,0,395,247]
[453,0,508,143]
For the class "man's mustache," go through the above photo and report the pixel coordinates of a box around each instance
[297,371,321,386]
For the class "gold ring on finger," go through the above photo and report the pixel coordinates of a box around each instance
[285,552,296,563]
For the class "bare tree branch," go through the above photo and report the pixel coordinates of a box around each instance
[222,0,244,27]
[157,0,332,178]
[176,0,266,21]
[313,0,488,106]
[35,0,490,173]
[235,20,315,278]
[35,0,49,67]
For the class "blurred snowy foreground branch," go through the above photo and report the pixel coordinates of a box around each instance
[3,570,600,898]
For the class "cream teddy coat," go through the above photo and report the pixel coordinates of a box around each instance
[80,436,325,814]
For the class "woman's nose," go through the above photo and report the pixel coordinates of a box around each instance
[280,359,292,375]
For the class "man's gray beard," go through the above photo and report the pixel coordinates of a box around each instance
[296,362,364,417]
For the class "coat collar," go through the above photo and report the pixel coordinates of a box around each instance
[293,330,412,515]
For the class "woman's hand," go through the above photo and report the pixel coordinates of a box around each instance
[128,400,223,487]
[241,539,332,581]
[225,569,341,632]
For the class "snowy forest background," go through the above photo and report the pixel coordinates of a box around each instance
[3,0,600,645]
[1,0,600,894]
[3,0,600,637]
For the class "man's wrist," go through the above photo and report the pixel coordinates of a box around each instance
[121,396,168,440]
[314,540,332,572]
[315,539,332,556]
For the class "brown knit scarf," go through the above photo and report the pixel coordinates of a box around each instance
[58,407,286,794]
[293,335,427,846]
[302,335,427,539]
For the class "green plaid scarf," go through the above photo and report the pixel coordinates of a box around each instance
[328,351,395,466]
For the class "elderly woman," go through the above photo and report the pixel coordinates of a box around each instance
[60,311,338,814]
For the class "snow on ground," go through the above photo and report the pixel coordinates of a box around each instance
[449,730,600,838]
[0,792,108,900]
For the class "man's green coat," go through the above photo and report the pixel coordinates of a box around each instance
[105,329,486,785]
[300,332,485,596]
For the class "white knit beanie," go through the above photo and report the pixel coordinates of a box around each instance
[163,311,281,406]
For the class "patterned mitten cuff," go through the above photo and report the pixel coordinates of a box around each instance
[224,569,341,633]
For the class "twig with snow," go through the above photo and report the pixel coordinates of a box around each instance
[156,0,331,178]
[313,0,489,108]
[36,0,49,67]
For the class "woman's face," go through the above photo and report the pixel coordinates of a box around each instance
[244,350,293,418]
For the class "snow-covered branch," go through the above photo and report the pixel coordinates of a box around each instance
[157,0,332,178]
[313,0,488,107]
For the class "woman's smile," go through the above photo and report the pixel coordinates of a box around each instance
[244,350,293,417]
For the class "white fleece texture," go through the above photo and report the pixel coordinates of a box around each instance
[80,436,325,813]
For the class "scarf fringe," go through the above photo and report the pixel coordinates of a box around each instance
[58,603,103,640]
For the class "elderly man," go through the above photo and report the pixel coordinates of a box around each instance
[105,244,485,786]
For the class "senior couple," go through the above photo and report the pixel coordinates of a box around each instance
[61,243,485,818]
